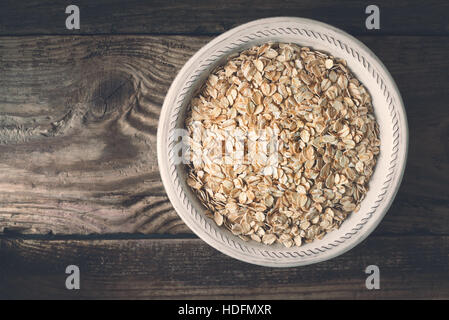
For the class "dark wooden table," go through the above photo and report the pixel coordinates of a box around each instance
[0,0,448,299]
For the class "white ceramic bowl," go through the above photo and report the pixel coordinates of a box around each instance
[157,17,408,267]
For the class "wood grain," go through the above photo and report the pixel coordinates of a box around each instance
[0,35,210,236]
[0,35,448,236]
[0,237,448,299]
[1,0,448,36]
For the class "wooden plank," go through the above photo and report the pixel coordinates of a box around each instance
[0,236,448,299]
[0,35,448,236]
[0,35,209,236]
[0,0,448,36]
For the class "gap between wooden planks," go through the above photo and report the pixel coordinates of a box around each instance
[0,35,448,236]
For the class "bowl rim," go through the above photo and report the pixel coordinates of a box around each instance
[157,17,409,267]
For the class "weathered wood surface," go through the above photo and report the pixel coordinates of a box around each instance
[0,35,448,236]
[1,237,448,299]
[0,36,207,236]
[1,0,448,36]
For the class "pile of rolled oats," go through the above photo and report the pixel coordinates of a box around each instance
[185,43,380,247]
